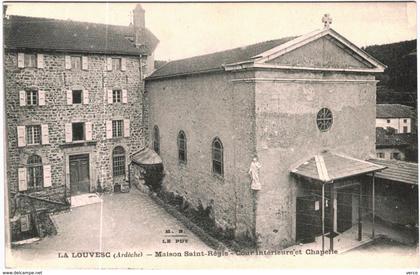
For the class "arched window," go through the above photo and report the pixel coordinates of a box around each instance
[113,146,126,177]
[178,130,187,163]
[153,125,160,154]
[27,155,43,189]
[212,138,223,177]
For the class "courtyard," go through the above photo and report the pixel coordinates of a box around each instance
[9,188,211,268]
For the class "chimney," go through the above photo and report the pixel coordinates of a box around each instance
[132,4,145,30]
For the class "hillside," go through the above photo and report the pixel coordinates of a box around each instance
[363,40,417,107]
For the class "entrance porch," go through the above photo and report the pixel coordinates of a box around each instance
[291,151,386,251]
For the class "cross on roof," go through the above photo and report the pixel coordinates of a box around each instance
[322,14,332,28]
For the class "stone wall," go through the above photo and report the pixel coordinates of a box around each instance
[5,50,147,211]
[146,71,256,240]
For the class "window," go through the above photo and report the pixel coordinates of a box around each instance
[391,152,401,160]
[212,138,223,177]
[27,155,43,189]
[387,119,391,123]
[153,126,160,154]
[178,131,187,163]
[72,90,82,104]
[403,119,407,123]
[113,146,126,177]
[403,126,408,133]
[376,152,385,159]
[113,89,122,103]
[26,125,41,145]
[316,108,333,132]
[26,90,38,106]
[24,54,36,68]
[72,122,85,141]
[112,120,123,138]
[71,56,81,70]
[112,58,121,71]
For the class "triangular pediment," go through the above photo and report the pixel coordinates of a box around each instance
[266,35,374,69]
[225,28,387,73]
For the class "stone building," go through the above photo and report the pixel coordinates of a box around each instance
[145,18,389,249]
[376,104,415,134]
[4,5,158,241]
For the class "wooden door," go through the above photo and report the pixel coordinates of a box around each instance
[296,196,318,243]
[337,191,353,233]
[70,154,90,195]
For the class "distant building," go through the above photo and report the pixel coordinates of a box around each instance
[4,5,158,242]
[375,127,417,161]
[376,104,415,133]
[145,17,387,250]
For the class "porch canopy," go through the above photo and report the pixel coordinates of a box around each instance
[291,151,386,183]
[291,151,386,251]
[131,147,162,166]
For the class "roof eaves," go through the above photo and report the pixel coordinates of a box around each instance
[5,46,145,56]
[146,67,225,81]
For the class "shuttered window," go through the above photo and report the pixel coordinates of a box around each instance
[113,90,122,103]
[24,54,36,68]
[26,90,38,106]
[72,122,85,141]
[72,90,82,104]
[112,146,126,177]
[112,58,121,71]
[26,125,41,145]
[71,56,82,70]
[112,120,123,138]
[27,155,43,190]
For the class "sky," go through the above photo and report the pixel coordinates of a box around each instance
[5,2,417,61]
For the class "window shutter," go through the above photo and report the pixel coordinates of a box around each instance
[17,53,25,68]
[65,123,72,143]
[41,124,49,145]
[83,90,89,104]
[19,90,26,106]
[106,120,112,139]
[38,90,46,106]
[18,168,27,191]
[107,57,112,71]
[66,90,73,105]
[107,90,113,104]
[123,119,130,137]
[43,165,52,187]
[122,89,128,103]
[37,54,44,68]
[85,122,93,141]
[121,58,127,71]
[65,55,71,69]
[82,56,88,70]
[17,126,26,147]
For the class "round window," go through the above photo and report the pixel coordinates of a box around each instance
[316,108,333,131]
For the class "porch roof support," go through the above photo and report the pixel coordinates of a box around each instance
[372,172,376,239]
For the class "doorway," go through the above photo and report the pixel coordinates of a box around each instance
[337,190,353,233]
[70,154,90,196]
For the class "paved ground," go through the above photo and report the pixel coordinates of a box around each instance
[347,237,418,255]
[11,188,210,263]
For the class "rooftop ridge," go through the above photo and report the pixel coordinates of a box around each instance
[6,14,134,30]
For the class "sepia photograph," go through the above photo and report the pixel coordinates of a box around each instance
[1,1,418,270]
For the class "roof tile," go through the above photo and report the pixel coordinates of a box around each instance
[4,15,159,56]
